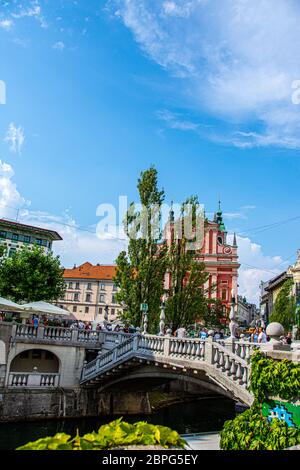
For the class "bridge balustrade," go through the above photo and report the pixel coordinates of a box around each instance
[212,343,248,386]
[15,324,38,339]
[8,372,60,388]
[169,337,206,361]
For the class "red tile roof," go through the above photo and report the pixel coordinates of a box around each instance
[63,262,117,280]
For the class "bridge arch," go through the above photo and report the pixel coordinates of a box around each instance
[96,368,235,401]
[9,349,60,374]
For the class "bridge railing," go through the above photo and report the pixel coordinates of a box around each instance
[212,342,249,386]
[12,324,132,347]
[216,339,261,362]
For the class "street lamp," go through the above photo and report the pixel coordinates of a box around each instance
[104,305,109,329]
[158,301,166,336]
[229,288,238,339]
[140,301,148,335]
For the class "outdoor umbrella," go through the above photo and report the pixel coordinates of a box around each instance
[21,301,70,316]
[0,297,25,313]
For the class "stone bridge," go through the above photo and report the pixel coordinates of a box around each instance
[1,322,297,420]
[80,334,260,406]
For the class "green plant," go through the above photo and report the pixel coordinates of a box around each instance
[250,350,300,401]
[220,404,300,450]
[220,351,300,450]
[16,418,186,450]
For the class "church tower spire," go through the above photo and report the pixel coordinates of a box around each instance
[215,199,226,232]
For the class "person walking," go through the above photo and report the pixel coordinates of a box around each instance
[258,328,267,343]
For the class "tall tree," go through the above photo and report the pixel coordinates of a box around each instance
[0,246,66,303]
[165,196,209,331]
[270,279,297,332]
[114,166,167,332]
[165,238,209,331]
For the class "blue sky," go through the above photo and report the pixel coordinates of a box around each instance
[1,0,300,303]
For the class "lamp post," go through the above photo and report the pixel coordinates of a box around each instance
[158,301,166,336]
[140,302,148,335]
[229,288,238,339]
[104,305,109,330]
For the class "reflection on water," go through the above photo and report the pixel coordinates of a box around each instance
[0,397,236,450]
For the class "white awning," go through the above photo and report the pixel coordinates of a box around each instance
[21,301,70,316]
[0,297,25,313]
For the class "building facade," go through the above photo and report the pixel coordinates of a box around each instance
[0,219,62,257]
[164,203,240,317]
[58,262,123,323]
[260,251,300,323]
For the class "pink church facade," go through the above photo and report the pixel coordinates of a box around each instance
[164,204,240,321]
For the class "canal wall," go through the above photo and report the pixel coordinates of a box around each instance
[0,387,152,422]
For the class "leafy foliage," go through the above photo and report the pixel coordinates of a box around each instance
[165,238,209,331]
[270,279,298,332]
[114,166,167,332]
[16,418,186,450]
[220,351,300,450]
[0,245,66,303]
[220,403,300,450]
[250,350,300,401]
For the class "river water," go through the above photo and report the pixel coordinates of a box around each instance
[0,397,237,450]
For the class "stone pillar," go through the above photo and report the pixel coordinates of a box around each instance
[261,322,291,351]
[204,331,214,363]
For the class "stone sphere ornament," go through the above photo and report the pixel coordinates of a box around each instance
[266,322,285,343]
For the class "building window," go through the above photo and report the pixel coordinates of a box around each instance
[100,283,105,291]
[86,293,91,302]
[36,238,43,246]
[74,293,79,301]
[12,233,19,241]
[68,282,73,289]
[99,294,105,303]
[73,306,77,313]
[75,282,80,290]
[87,283,92,290]
[99,307,103,315]
[217,236,223,245]
[23,235,30,243]
[85,307,89,314]
[113,284,117,292]
[112,294,117,304]
[0,231,6,239]
[111,308,115,316]
[222,289,227,301]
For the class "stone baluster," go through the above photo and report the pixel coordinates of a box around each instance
[235,363,242,382]
[230,358,236,376]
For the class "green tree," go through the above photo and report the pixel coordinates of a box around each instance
[164,195,209,331]
[0,245,66,303]
[270,279,297,332]
[203,298,227,329]
[114,166,167,332]
[165,238,209,331]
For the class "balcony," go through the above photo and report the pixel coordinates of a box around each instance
[8,372,60,388]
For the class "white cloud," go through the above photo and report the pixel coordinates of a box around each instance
[11,1,47,28]
[227,234,288,305]
[0,19,13,30]
[0,160,27,219]
[4,123,25,154]
[156,109,200,131]
[110,0,300,149]
[53,41,65,51]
